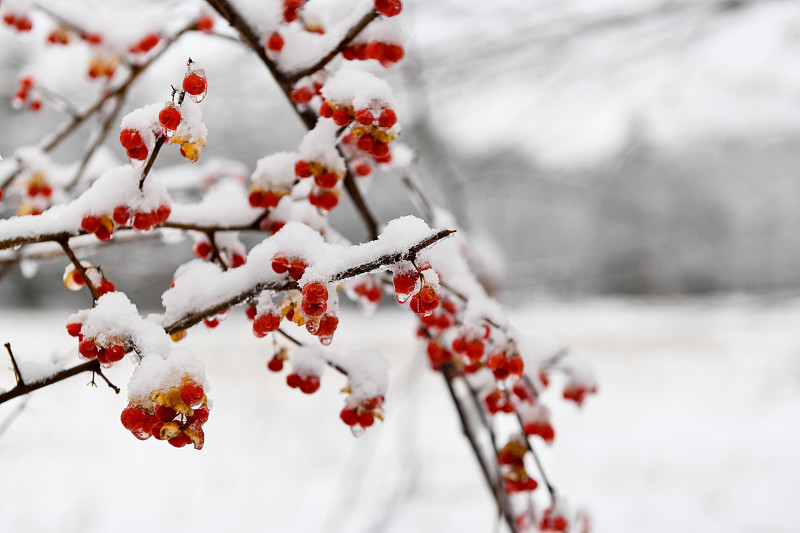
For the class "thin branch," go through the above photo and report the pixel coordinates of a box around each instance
[139,135,167,189]
[0,359,101,405]
[441,364,520,533]
[58,238,101,301]
[286,10,380,83]
[34,85,81,118]
[66,94,127,191]
[205,231,228,270]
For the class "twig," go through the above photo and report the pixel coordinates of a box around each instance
[5,343,25,386]
[57,238,101,301]
[441,364,520,533]
[66,94,127,190]
[0,359,110,405]
[0,397,29,439]
[286,10,380,83]
[138,136,167,189]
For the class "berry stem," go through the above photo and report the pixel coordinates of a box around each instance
[139,135,167,190]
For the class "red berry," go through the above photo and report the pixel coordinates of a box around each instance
[290,87,314,104]
[155,404,177,422]
[169,432,192,448]
[267,32,284,52]
[66,322,82,337]
[299,376,320,394]
[112,206,131,225]
[231,253,246,268]
[340,408,358,426]
[332,107,351,126]
[354,162,372,176]
[272,255,290,274]
[253,313,281,336]
[267,356,284,372]
[196,15,214,33]
[156,205,171,223]
[378,109,397,128]
[365,41,386,61]
[286,373,301,388]
[127,145,149,161]
[98,279,116,295]
[181,383,205,406]
[302,282,328,304]
[316,314,339,337]
[382,44,404,64]
[319,103,334,118]
[132,212,155,230]
[374,0,402,17]
[188,407,210,427]
[183,73,207,96]
[84,33,103,45]
[81,215,101,233]
[393,269,419,295]
[358,411,375,427]
[314,171,338,189]
[119,128,143,149]
[204,317,219,328]
[309,189,338,211]
[288,260,307,280]
[158,106,181,130]
[356,135,374,153]
[295,160,312,178]
[193,241,211,259]
[355,109,374,125]
[79,339,99,359]
[120,407,145,431]
[106,344,125,363]
[342,46,357,61]
[371,140,389,158]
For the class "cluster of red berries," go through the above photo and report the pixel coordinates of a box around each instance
[294,159,341,212]
[128,33,160,55]
[340,134,375,176]
[562,382,597,406]
[120,378,208,449]
[192,239,245,268]
[202,308,229,328]
[81,204,170,240]
[12,76,41,112]
[392,262,440,317]
[22,172,53,198]
[340,395,384,429]
[374,0,402,17]
[319,103,397,162]
[67,322,126,364]
[283,0,307,23]
[87,55,117,80]
[119,128,150,161]
[498,439,539,493]
[46,27,71,46]
[286,372,320,394]
[523,418,555,444]
[484,388,515,414]
[271,254,308,280]
[248,187,285,209]
[2,12,32,33]
[487,348,524,381]
[289,81,323,105]
[351,279,382,306]
[342,41,404,67]
[539,507,569,532]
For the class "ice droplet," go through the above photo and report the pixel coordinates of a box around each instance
[19,259,39,279]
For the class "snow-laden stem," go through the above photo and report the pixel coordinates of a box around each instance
[164,228,455,335]
[0,358,118,406]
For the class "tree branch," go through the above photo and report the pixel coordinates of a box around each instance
[0,359,110,405]
[58,237,101,301]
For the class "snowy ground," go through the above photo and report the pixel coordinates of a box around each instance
[0,298,798,533]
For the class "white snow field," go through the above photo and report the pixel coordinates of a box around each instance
[0,298,798,533]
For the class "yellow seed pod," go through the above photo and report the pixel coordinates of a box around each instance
[174,403,193,416]
[150,390,166,406]
[159,422,181,441]
[164,388,183,408]
[308,161,324,177]
[170,330,187,341]
[184,427,202,447]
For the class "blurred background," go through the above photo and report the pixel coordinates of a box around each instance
[0,1,799,532]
